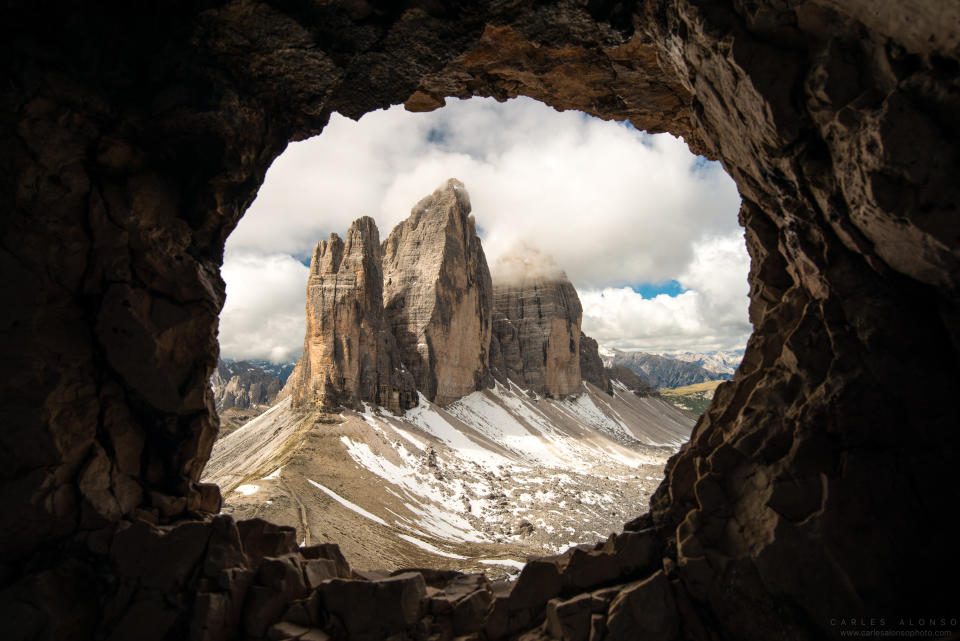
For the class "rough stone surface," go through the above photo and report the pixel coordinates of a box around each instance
[2,1,959,640]
[579,333,612,394]
[317,572,426,641]
[283,217,416,413]
[382,179,493,405]
[490,248,583,398]
[605,571,678,641]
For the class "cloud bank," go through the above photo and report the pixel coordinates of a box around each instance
[220,97,748,362]
[580,233,752,353]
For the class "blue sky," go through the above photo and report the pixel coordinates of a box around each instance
[220,97,751,362]
[628,280,687,298]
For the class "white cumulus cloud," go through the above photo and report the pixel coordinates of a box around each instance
[221,97,748,362]
[580,232,752,353]
[219,251,308,363]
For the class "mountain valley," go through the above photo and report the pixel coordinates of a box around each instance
[206,179,696,574]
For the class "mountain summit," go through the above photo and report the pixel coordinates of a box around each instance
[282,217,416,413]
[382,179,493,405]
[207,180,695,571]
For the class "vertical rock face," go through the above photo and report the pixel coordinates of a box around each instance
[285,217,415,413]
[382,179,493,405]
[490,248,583,398]
[579,333,612,394]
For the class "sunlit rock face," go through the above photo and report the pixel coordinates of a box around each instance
[382,179,493,406]
[2,1,959,640]
[283,217,416,414]
[489,248,583,398]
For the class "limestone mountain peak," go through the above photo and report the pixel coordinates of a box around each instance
[489,243,584,398]
[285,215,415,413]
[382,178,493,405]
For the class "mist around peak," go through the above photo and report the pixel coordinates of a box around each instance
[489,241,570,287]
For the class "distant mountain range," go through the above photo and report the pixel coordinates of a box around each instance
[598,347,741,389]
[212,359,284,411]
[665,350,743,376]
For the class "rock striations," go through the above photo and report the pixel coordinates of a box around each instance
[284,217,416,413]
[489,247,584,398]
[284,180,613,414]
[579,333,613,394]
[382,179,493,405]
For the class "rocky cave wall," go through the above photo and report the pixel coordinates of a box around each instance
[2,1,958,640]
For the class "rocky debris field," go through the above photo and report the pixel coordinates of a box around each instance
[204,381,693,577]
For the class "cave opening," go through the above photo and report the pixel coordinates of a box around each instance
[4,2,958,640]
[203,96,748,575]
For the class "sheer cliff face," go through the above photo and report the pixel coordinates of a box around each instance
[490,250,583,398]
[382,179,493,406]
[579,333,612,394]
[286,217,415,413]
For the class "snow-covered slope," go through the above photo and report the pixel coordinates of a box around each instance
[202,381,694,575]
[665,350,743,376]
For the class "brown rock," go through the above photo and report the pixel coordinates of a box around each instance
[382,179,493,405]
[589,613,606,641]
[317,572,427,641]
[599,530,660,577]
[236,519,299,569]
[284,217,416,412]
[258,556,307,599]
[546,593,593,641]
[302,559,338,588]
[4,1,960,640]
[300,543,352,578]
[244,584,291,638]
[267,621,310,640]
[605,571,678,641]
[579,333,612,394]
[561,548,620,592]
[508,558,563,611]
[490,246,583,398]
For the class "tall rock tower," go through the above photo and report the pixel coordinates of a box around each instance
[382,179,493,405]
[285,217,416,412]
[489,245,583,398]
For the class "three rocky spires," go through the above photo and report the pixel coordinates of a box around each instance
[282,179,611,413]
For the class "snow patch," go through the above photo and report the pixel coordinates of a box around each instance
[307,479,388,526]
[479,559,526,570]
[398,534,468,559]
[235,484,259,496]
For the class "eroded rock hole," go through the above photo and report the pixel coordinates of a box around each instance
[203,98,746,577]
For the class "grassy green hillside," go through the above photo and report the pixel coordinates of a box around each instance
[660,380,725,417]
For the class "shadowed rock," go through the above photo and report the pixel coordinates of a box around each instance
[491,246,583,398]
[579,333,612,394]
